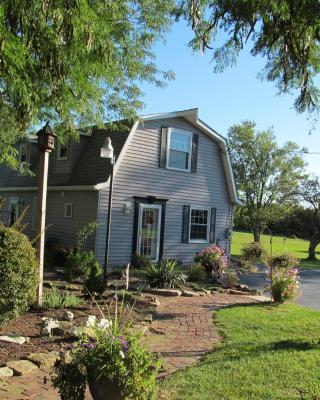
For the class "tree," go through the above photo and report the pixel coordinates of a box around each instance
[176,0,320,114]
[298,177,320,260]
[0,0,174,170]
[228,120,305,242]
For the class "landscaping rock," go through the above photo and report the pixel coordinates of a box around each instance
[64,284,80,291]
[40,318,59,336]
[64,310,74,321]
[130,324,149,336]
[53,321,74,335]
[228,289,246,295]
[0,367,13,377]
[26,352,59,369]
[6,360,38,376]
[182,290,200,297]
[147,288,182,296]
[211,287,224,293]
[0,334,29,345]
[143,314,153,323]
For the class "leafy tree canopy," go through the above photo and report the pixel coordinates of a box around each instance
[176,0,320,114]
[228,120,306,242]
[0,0,175,169]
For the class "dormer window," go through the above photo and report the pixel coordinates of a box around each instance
[166,129,192,172]
[18,143,29,163]
[57,141,69,160]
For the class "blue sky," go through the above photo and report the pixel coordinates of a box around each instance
[140,21,320,175]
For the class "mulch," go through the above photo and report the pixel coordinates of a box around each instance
[0,293,149,366]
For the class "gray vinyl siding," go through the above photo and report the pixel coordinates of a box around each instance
[0,190,98,251]
[96,117,232,266]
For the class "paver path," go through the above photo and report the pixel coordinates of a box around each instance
[0,293,258,399]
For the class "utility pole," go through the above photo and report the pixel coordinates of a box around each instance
[36,123,56,306]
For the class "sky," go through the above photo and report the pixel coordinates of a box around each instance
[140,20,320,175]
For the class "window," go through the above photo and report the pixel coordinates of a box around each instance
[57,141,69,160]
[18,143,29,163]
[166,129,192,171]
[9,198,19,226]
[189,207,210,242]
[64,203,73,218]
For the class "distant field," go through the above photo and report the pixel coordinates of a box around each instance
[231,230,320,269]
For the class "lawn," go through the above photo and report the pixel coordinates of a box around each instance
[231,230,320,269]
[162,303,320,400]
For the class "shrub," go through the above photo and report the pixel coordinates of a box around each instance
[144,259,185,289]
[188,263,206,282]
[269,253,299,269]
[0,225,38,322]
[130,253,151,269]
[222,271,240,288]
[241,242,264,261]
[42,288,84,309]
[194,245,228,277]
[64,249,102,281]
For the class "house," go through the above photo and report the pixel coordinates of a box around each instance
[0,108,240,267]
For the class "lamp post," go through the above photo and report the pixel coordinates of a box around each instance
[36,123,56,307]
[101,137,115,279]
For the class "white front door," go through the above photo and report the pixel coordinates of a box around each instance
[137,204,162,262]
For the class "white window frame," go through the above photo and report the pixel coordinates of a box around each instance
[64,203,73,218]
[18,143,29,163]
[137,203,162,262]
[189,206,210,243]
[166,128,193,172]
[57,141,69,160]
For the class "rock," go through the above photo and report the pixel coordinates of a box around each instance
[53,321,74,336]
[64,310,74,322]
[130,324,149,335]
[40,318,59,337]
[143,314,153,323]
[43,281,54,288]
[0,334,29,345]
[211,287,224,293]
[6,360,38,376]
[147,288,182,297]
[61,284,80,291]
[0,367,13,377]
[71,326,83,337]
[182,290,200,297]
[228,289,246,295]
[249,295,270,303]
[235,284,251,293]
[26,352,59,369]
[250,289,262,296]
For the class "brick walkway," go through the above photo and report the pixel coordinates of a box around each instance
[0,293,257,399]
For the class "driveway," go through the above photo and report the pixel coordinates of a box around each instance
[240,265,320,311]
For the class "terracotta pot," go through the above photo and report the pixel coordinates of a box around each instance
[87,371,122,400]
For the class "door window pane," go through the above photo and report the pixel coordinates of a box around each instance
[139,207,160,260]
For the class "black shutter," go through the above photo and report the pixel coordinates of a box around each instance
[182,205,190,243]
[159,127,168,168]
[209,207,217,243]
[131,200,140,255]
[191,133,199,173]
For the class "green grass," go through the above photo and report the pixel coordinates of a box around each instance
[231,230,320,269]
[163,303,320,400]
[42,287,84,310]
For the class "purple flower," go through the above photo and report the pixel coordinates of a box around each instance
[113,294,118,300]
[66,344,74,351]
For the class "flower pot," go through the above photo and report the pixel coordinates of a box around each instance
[271,287,283,303]
[87,371,122,400]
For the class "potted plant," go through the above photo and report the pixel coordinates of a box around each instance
[52,295,161,400]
